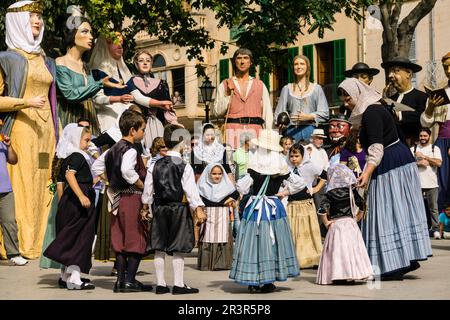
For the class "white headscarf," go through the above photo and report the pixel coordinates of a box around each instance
[248,146,290,176]
[326,163,359,217]
[338,78,382,127]
[5,1,44,54]
[294,149,322,191]
[197,163,236,203]
[56,123,78,159]
[89,35,132,83]
[193,123,225,164]
[57,125,92,166]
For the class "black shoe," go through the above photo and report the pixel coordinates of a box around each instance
[58,277,91,289]
[260,283,276,293]
[110,268,118,277]
[156,285,170,294]
[113,281,121,293]
[134,280,153,292]
[117,281,142,293]
[172,285,199,295]
[66,281,95,290]
[381,273,404,281]
[247,285,260,293]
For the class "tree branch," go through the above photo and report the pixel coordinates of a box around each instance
[398,0,437,34]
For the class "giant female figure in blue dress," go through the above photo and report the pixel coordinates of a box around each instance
[274,55,329,142]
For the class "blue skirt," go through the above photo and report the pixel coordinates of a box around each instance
[362,142,432,276]
[229,196,300,285]
[434,137,450,211]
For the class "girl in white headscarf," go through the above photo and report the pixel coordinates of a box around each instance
[286,143,326,269]
[316,163,373,285]
[197,163,239,271]
[337,78,432,280]
[1,1,59,259]
[44,126,97,290]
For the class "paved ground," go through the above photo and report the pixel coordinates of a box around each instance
[1,239,449,300]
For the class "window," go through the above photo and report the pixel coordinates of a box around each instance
[152,54,166,68]
[219,59,230,83]
[302,44,314,82]
[171,67,185,105]
[287,47,299,83]
[409,32,417,87]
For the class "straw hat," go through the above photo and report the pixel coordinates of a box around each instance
[311,128,327,138]
[251,129,283,152]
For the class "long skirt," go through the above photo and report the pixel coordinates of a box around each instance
[44,184,96,274]
[39,194,62,269]
[198,207,233,271]
[111,193,147,255]
[150,203,195,255]
[316,216,373,285]
[94,189,115,261]
[361,141,432,277]
[229,196,300,286]
[434,137,450,211]
[286,199,323,268]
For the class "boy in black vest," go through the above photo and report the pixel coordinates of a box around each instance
[142,124,206,294]
[104,110,152,293]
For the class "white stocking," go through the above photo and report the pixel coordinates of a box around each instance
[172,253,185,288]
[60,267,69,282]
[66,265,82,285]
[154,250,166,287]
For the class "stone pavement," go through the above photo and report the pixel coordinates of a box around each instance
[1,239,449,300]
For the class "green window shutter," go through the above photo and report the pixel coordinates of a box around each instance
[287,46,299,83]
[302,44,314,82]
[219,59,229,83]
[333,39,346,104]
[333,39,346,86]
[259,66,270,91]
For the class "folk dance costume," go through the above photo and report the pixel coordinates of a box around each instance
[339,79,432,279]
[197,163,239,271]
[287,155,325,268]
[89,35,132,132]
[421,82,450,211]
[44,127,96,290]
[0,1,59,259]
[191,123,231,177]
[316,164,373,285]
[213,76,273,149]
[104,139,149,291]
[274,83,329,142]
[127,74,182,149]
[40,123,78,270]
[230,130,303,293]
[142,150,204,294]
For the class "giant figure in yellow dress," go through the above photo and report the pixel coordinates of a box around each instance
[0,1,59,259]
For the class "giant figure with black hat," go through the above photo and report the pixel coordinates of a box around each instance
[381,57,428,146]
[345,62,380,86]
[327,113,351,165]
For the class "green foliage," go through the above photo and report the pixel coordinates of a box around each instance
[0,0,372,75]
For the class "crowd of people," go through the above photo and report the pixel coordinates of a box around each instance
[1,1,450,295]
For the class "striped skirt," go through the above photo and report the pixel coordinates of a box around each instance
[361,141,432,276]
[286,199,323,268]
[229,196,300,286]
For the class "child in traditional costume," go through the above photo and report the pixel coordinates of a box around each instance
[142,124,206,294]
[197,163,239,271]
[44,126,96,290]
[316,163,373,285]
[230,129,304,293]
[286,143,325,268]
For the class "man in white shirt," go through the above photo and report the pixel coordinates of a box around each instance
[306,128,329,210]
[411,128,442,239]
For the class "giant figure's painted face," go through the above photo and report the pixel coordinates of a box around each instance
[328,120,350,142]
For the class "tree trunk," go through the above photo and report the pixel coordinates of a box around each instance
[379,0,438,83]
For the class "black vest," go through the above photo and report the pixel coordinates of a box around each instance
[153,156,186,204]
[105,139,134,190]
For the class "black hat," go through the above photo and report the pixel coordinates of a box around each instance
[329,113,351,124]
[276,111,290,127]
[345,62,380,77]
[381,56,422,73]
